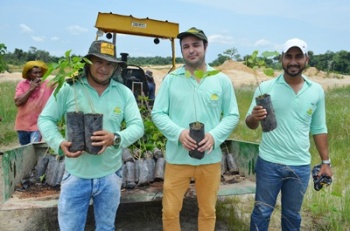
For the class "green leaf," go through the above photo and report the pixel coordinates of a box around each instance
[194,69,205,79]
[261,51,279,58]
[184,69,220,79]
[185,70,191,78]
[39,174,46,183]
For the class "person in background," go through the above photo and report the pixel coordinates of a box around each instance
[145,70,156,100]
[245,38,333,230]
[151,27,240,231]
[38,40,144,230]
[14,60,54,145]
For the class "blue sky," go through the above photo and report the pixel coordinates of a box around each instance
[1,0,350,62]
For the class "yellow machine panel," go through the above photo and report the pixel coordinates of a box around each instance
[95,12,179,39]
[94,12,179,71]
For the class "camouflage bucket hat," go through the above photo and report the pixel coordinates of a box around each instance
[177,27,208,42]
[86,40,126,68]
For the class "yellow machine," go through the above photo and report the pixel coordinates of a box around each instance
[94,12,179,101]
[95,12,178,68]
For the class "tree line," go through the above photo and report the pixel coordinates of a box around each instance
[1,43,350,75]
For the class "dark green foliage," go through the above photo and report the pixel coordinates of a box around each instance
[42,50,90,99]
[209,54,230,66]
[129,100,166,156]
[3,44,350,74]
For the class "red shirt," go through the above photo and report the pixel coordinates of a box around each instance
[14,79,54,131]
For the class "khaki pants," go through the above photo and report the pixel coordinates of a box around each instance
[162,162,221,231]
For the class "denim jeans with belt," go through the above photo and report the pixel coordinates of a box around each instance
[250,156,310,231]
[58,169,122,231]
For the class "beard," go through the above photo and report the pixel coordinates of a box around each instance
[283,64,305,77]
[184,55,205,70]
[90,74,111,85]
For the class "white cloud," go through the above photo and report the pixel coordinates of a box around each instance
[20,24,33,34]
[66,25,89,35]
[51,36,59,41]
[32,36,45,42]
[254,39,271,47]
[208,34,235,45]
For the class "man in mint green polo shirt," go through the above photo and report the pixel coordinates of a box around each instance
[245,38,333,230]
[38,40,144,230]
[152,27,240,231]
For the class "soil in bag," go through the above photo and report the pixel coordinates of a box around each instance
[66,111,85,152]
[189,122,205,160]
[84,113,103,154]
[255,94,277,132]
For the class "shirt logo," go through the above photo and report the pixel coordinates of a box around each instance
[306,108,313,115]
[210,93,219,100]
[114,107,122,114]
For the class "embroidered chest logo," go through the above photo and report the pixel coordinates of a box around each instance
[114,107,122,114]
[306,108,313,115]
[210,93,219,100]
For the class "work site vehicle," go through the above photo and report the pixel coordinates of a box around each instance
[94,12,179,103]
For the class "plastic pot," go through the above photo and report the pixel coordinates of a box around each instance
[137,159,150,186]
[154,157,165,181]
[189,122,205,160]
[255,94,277,132]
[226,153,239,173]
[66,111,85,152]
[84,113,103,154]
[45,155,65,187]
[35,155,50,182]
[122,148,134,163]
[125,161,136,189]
[221,153,228,175]
[153,148,164,159]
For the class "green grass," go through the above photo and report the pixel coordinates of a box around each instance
[230,84,262,142]
[1,79,350,230]
[0,81,18,148]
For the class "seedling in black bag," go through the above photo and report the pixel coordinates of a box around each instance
[185,69,219,160]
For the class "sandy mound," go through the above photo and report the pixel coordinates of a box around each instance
[218,59,256,74]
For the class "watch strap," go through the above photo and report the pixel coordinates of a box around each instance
[113,133,121,147]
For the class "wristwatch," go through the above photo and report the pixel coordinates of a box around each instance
[322,159,331,165]
[113,133,121,148]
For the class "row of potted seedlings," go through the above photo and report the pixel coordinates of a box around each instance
[31,146,239,189]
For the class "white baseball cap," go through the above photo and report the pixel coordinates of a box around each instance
[282,38,308,56]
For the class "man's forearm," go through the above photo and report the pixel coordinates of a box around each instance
[245,114,259,130]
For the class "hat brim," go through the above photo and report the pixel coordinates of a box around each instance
[86,54,127,68]
[22,61,48,78]
[177,32,207,42]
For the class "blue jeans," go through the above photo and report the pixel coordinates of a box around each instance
[147,82,155,100]
[17,130,42,145]
[250,156,310,231]
[58,169,122,231]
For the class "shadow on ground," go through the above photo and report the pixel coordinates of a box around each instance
[85,199,229,231]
